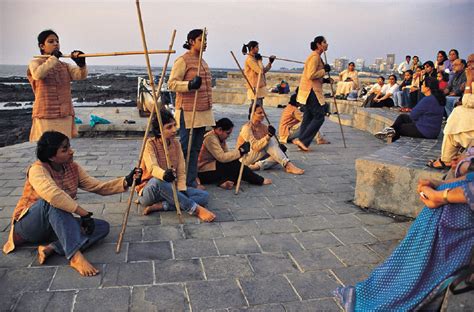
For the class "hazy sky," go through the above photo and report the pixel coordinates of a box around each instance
[1,0,472,69]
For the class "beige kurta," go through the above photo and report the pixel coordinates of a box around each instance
[335,69,359,95]
[244,55,272,100]
[168,56,215,129]
[28,56,87,141]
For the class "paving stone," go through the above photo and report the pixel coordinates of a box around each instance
[173,238,218,259]
[354,213,395,225]
[329,227,378,245]
[183,223,223,239]
[230,206,271,221]
[83,242,127,264]
[324,214,362,228]
[291,215,333,232]
[282,298,341,311]
[75,287,130,312]
[296,201,336,216]
[187,279,247,311]
[220,220,261,237]
[367,239,400,259]
[255,233,304,253]
[289,248,345,272]
[255,219,299,234]
[14,291,75,312]
[202,255,253,280]
[154,259,204,283]
[239,275,299,305]
[131,284,189,311]
[142,225,183,241]
[294,230,343,249]
[214,236,261,255]
[229,303,285,311]
[364,223,407,241]
[248,253,299,276]
[286,271,340,300]
[263,205,303,218]
[332,266,372,286]
[49,264,104,290]
[102,262,153,286]
[0,246,35,268]
[160,211,200,225]
[127,241,172,261]
[329,244,381,266]
[102,225,143,244]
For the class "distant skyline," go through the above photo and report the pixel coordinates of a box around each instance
[1,0,472,70]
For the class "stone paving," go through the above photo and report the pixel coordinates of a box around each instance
[0,104,415,311]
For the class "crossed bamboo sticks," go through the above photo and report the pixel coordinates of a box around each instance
[34,50,175,58]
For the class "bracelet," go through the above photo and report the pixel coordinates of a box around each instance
[443,188,451,203]
[465,86,471,90]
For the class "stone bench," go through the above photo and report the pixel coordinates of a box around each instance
[324,99,446,218]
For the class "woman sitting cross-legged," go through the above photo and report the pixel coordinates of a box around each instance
[198,117,272,190]
[2,131,142,277]
[375,76,445,142]
[237,102,304,175]
[136,109,215,222]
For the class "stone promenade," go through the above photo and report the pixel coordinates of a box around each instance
[0,104,411,311]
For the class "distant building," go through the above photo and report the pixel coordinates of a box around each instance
[386,54,396,72]
[375,57,384,72]
[334,57,349,72]
[355,58,365,71]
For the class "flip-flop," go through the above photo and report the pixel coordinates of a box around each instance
[426,158,450,169]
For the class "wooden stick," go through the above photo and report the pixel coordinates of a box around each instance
[260,55,304,65]
[230,51,288,157]
[185,28,206,177]
[34,50,175,58]
[323,52,347,148]
[235,69,262,195]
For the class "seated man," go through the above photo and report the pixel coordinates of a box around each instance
[371,75,399,108]
[362,76,385,107]
[136,109,215,221]
[444,58,467,116]
[2,131,141,277]
[198,117,271,189]
[393,70,413,109]
[271,80,290,94]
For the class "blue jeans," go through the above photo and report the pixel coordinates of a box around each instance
[138,178,208,214]
[298,90,325,147]
[393,91,403,107]
[14,199,109,260]
[445,96,460,117]
[179,110,206,187]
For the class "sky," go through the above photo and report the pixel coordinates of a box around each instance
[0,0,473,69]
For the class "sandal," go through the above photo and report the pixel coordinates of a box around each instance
[426,158,450,170]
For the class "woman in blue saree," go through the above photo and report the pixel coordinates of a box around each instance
[335,157,474,311]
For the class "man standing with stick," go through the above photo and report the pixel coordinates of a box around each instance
[292,36,333,152]
[169,29,214,189]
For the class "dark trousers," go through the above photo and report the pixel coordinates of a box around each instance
[198,159,264,186]
[391,114,425,142]
[371,98,394,108]
[298,90,326,147]
[179,111,206,187]
[14,199,110,260]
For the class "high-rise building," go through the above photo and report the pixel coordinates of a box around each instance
[386,54,396,72]
[355,58,365,71]
[334,57,349,72]
[375,58,384,72]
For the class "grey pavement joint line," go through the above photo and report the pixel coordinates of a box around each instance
[286,251,304,273]
[245,254,256,274]
[71,291,78,312]
[328,247,349,267]
[282,274,303,302]
[47,266,59,291]
[251,235,264,253]
[152,260,157,285]
[328,268,346,287]
[183,283,193,312]
[212,238,221,256]
[327,229,348,246]
[361,226,380,240]
[235,278,251,307]
[199,258,208,280]
[290,232,308,250]
[170,240,175,260]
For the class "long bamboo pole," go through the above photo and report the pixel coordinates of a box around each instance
[34,50,175,58]
[260,55,304,65]
[230,51,287,157]
[235,69,262,195]
[185,28,206,177]
[323,52,347,148]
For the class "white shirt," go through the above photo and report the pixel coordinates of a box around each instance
[381,83,399,96]
[398,61,411,74]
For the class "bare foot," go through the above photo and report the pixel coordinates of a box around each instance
[293,139,310,152]
[37,245,54,265]
[195,205,216,222]
[263,178,272,185]
[317,138,331,144]
[70,251,99,277]
[196,184,206,190]
[248,163,260,171]
[143,202,163,215]
[285,162,304,175]
[219,180,234,190]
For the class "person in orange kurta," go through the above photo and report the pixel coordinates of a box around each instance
[28,29,88,142]
[2,131,141,276]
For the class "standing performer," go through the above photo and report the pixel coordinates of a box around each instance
[168,29,214,188]
[198,118,272,189]
[136,109,215,222]
[2,131,141,276]
[28,29,87,142]
[237,103,304,174]
[242,41,275,106]
[292,36,332,152]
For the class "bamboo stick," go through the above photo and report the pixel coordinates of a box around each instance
[235,69,262,195]
[185,28,206,177]
[34,50,175,58]
[260,55,304,65]
[323,51,347,148]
